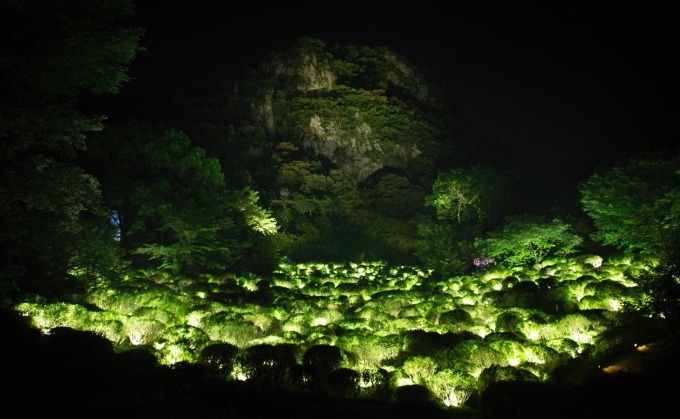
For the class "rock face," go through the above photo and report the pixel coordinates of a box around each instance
[228,37,443,182]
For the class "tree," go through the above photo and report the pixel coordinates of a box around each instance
[0,0,142,297]
[479,215,582,267]
[426,165,506,225]
[579,156,680,261]
[415,222,480,277]
[416,164,508,276]
[86,122,277,276]
[271,167,361,260]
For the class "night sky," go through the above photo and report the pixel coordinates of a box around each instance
[103,1,677,196]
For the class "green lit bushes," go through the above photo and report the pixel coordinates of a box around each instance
[153,325,211,365]
[12,255,666,411]
[201,313,263,347]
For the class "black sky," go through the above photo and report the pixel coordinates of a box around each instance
[108,0,677,188]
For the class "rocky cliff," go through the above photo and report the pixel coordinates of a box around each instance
[227,37,445,183]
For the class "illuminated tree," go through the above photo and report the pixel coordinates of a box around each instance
[479,215,582,267]
[580,156,680,261]
[426,165,506,224]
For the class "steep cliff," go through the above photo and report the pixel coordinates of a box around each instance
[228,37,445,183]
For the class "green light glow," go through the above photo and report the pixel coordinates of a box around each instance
[13,254,655,409]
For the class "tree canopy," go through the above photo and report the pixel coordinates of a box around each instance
[0,0,142,297]
[579,156,680,261]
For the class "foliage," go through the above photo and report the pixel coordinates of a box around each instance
[479,215,583,267]
[625,263,680,329]
[426,165,507,225]
[86,122,277,275]
[13,255,662,410]
[579,156,680,261]
[415,222,480,277]
[227,38,453,263]
[0,0,142,298]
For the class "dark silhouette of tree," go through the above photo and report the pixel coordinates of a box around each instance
[0,0,143,299]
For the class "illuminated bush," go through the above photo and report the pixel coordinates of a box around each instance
[438,308,473,332]
[399,304,425,318]
[464,304,498,328]
[543,338,581,358]
[488,339,526,366]
[426,369,477,407]
[494,310,527,335]
[153,325,211,365]
[574,254,604,268]
[132,306,178,325]
[479,365,538,387]
[337,331,402,367]
[450,360,484,379]
[584,279,632,302]
[450,339,504,370]
[85,318,128,345]
[306,324,337,346]
[85,286,141,314]
[502,276,520,288]
[402,356,438,384]
[123,317,165,345]
[391,316,429,331]
[243,311,280,334]
[202,312,263,346]
[554,313,594,343]
[15,302,92,331]
[522,343,566,371]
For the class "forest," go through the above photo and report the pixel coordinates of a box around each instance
[1,1,679,417]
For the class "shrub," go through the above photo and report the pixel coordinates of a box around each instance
[402,356,438,385]
[198,342,239,379]
[302,344,344,385]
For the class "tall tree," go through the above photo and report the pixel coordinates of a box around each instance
[579,156,680,261]
[0,0,143,298]
[86,122,278,276]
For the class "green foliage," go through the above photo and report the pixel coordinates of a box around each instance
[426,369,477,407]
[0,0,142,297]
[403,356,439,384]
[579,156,680,261]
[415,222,480,277]
[86,122,277,275]
[12,255,665,409]
[426,165,506,225]
[625,263,680,328]
[271,168,362,260]
[479,215,583,267]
